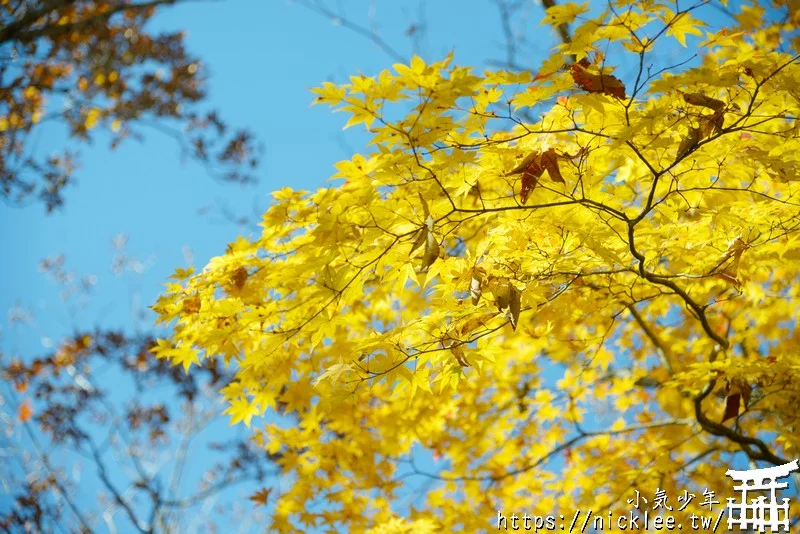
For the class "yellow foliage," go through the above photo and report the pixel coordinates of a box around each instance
[84,108,101,130]
[153,1,800,531]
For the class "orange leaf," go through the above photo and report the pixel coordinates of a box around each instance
[18,399,33,423]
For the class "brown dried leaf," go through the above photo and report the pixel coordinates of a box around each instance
[467,181,482,205]
[520,168,540,204]
[541,148,565,184]
[714,237,747,287]
[722,379,752,422]
[676,127,702,160]
[459,312,496,337]
[230,266,248,291]
[182,296,202,314]
[700,109,725,138]
[506,151,541,176]
[451,344,470,367]
[681,91,726,111]
[493,278,512,310]
[420,232,440,270]
[249,487,272,507]
[715,272,741,287]
[418,192,430,218]
[509,148,571,202]
[570,63,626,99]
[410,228,427,254]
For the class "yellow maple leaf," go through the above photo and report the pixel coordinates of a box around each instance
[666,12,706,47]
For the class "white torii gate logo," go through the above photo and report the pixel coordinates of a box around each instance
[726,459,799,532]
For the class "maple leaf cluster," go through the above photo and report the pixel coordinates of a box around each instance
[0,0,261,211]
[149,0,800,531]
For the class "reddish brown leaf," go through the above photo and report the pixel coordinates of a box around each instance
[506,151,541,176]
[520,169,539,204]
[722,393,740,423]
[741,381,752,408]
[511,149,574,202]
[722,379,752,422]
[541,149,565,184]
[569,63,626,99]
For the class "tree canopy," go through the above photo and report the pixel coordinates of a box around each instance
[1,0,260,211]
[153,0,800,531]
[2,328,274,533]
